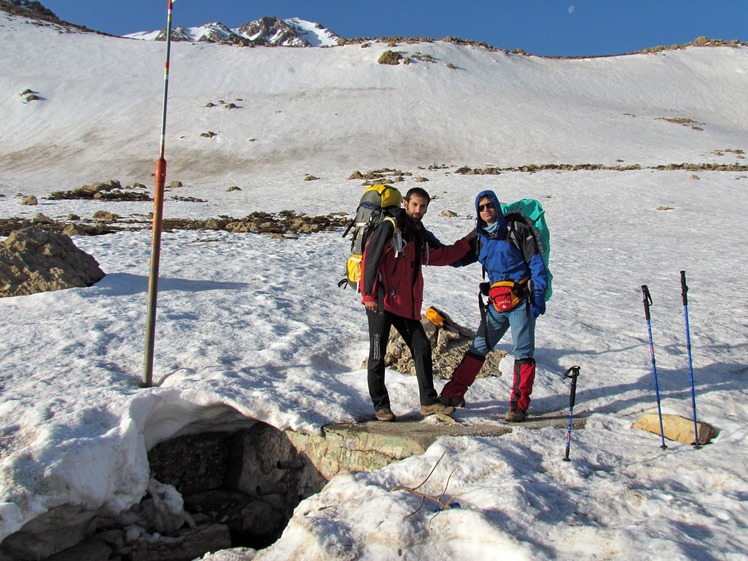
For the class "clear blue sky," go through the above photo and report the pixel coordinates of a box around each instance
[41,0,746,57]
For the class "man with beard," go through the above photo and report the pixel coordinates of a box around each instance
[360,187,475,422]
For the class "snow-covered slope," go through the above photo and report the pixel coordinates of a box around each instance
[1,8,746,195]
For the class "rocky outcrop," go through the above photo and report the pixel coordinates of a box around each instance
[0,228,105,297]
[378,50,403,65]
[237,16,307,47]
[384,307,506,379]
[1,0,58,19]
[0,0,103,34]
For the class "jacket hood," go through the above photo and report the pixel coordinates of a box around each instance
[474,190,505,231]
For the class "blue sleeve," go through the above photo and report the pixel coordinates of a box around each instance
[527,253,548,296]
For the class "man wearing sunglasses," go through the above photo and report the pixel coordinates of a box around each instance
[439,190,549,422]
[360,187,476,422]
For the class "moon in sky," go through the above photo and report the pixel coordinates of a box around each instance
[568,5,576,14]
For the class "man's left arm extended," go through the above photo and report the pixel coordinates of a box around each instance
[423,229,476,267]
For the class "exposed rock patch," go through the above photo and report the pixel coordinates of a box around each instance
[455,162,748,174]
[378,50,403,65]
[348,168,413,185]
[0,211,350,238]
[47,179,151,202]
[0,216,116,237]
[0,228,106,297]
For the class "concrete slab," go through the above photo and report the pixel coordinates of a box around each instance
[325,417,513,453]
[313,413,586,474]
[329,411,584,436]
[280,414,587,483]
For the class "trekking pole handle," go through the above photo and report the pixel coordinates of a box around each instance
[641,285,652,321]
[680,270,688,306]
[564,366,580,408]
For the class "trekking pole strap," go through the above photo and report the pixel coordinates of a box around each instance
[564,366,580,408]
[641,285,652,320]
[680,270,688,306]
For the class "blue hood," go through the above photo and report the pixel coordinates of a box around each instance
[475,190,505,232]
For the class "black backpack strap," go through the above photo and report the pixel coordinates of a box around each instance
[503,213,525,254]
[412,227,424,284]
[341,218,355,239]
[478,283,492,349]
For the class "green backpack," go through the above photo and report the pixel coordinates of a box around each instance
[501,198,553,301]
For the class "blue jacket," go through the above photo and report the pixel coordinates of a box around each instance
[474,190,548,297]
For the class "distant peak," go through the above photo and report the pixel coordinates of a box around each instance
[125,15,343,47]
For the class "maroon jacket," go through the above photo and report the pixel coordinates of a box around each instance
[361,210,471,320]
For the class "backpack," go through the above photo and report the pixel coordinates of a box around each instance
[338,184,403,291]
[501,198,553,301]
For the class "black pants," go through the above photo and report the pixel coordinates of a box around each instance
[366,309,438,410]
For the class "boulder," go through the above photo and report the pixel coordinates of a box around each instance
[632,413,716,445]
[383,306,506,379]
[0,228,106,297]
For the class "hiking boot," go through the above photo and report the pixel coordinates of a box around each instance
[420,402,455,416]
[375,407,396,422]
[504,409,527,423]
[439,395,466,408]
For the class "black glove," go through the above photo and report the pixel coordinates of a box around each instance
[530,291,546,318]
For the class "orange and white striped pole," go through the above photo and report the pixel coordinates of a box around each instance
[143,0,175,387]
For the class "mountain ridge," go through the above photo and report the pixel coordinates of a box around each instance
[125,15,343,48]
[2,0,744,55]
[0,1,342,47]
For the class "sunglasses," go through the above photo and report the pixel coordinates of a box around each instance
[478,202,495,212]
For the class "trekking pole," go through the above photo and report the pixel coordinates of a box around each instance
[641,285,667,449]
[680,271,701,449]
[143,0,175,388]
[562,365,581,462]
